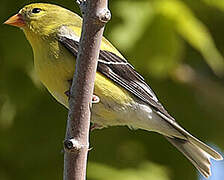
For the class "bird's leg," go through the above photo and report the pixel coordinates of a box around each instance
[64,79,100,103]
[64,79,73,100]
[89,95,101,132]
[65,79,101,131]
[76,0,87,15]
[89,95,101,131]
[65,90,100,104]
[64,90,71,99]
[90,123,103,131]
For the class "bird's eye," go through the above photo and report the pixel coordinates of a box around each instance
[32,8,41,14]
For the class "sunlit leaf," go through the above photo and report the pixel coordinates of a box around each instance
[155,0,224,75]
[202,0,224,11]
[136,15,184,77]
[109,1,153,51]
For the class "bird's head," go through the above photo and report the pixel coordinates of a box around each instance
[4,3,81,39]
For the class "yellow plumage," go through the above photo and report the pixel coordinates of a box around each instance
[20,4,134,125]
[4,3,223,178]
[32,31,134,126]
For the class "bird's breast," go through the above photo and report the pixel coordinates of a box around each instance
[33,39,136,127]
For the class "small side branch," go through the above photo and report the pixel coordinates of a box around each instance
[64,138,88,152]
[63,0,110,180]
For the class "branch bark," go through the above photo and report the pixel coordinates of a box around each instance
[63,1,110,180]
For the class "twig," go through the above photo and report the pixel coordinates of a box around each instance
[63,0,110,180]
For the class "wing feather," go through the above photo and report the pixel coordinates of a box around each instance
[58,31,174,121]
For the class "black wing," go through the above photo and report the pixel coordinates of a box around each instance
[58,35,175,121]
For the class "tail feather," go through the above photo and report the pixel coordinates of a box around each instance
[165,136,222,178]
[186,134,222,160]
[139,108,222,178]
[155,115,223,177]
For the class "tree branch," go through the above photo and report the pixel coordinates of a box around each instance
[63,0,110,180]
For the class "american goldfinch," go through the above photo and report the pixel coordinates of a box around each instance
[4,3,222,178]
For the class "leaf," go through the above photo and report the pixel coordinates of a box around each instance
[109,1,153,51]
[135,14,184,78]
[155,0,224,76]
[202,0,224,11]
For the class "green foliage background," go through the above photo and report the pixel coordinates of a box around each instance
[0,0,224,179]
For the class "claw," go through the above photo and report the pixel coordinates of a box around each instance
[65,79,73,99]
[76,0,87,15]
[65,81,100,104]
[92,95,100,104]
[65,90,70,97]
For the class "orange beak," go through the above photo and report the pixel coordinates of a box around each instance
[4,13,25,27]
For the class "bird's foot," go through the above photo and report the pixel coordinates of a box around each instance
[64,90,70,98]
[65,79,100,103]
[90,123,103,131]
[76,0,87,15]
[65,89,100,104]
[92,95,100,104]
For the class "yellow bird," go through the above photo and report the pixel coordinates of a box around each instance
[4,3,222,178]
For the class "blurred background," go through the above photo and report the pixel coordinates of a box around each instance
[0,0,224,179]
